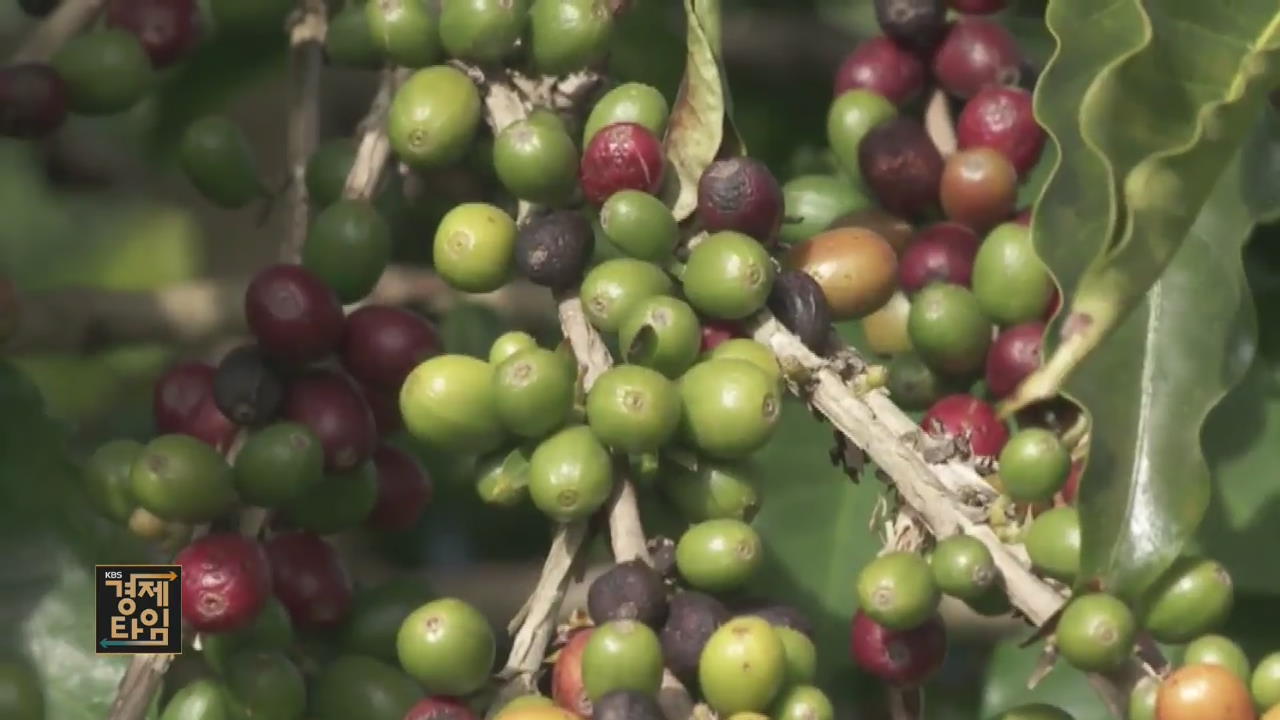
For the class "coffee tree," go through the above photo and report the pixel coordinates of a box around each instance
[0,0,1278,718]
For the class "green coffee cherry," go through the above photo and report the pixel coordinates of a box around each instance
[400,354,505,454]
[527,425,613,521]
[433,202,517,293]
[907,282,993,377]
[326,5,384,69]
[775,626,817,686]
[475,446,533,507]
[367,0,441,68]
[130,434,236,522]
[698,617,786,715]
[599,190,680,262]
[581,620,665,700]
[1023,506,1080,584]
[772,685,835,720]
[397,598,496,696]
[342,577,434,663]
[580,258,673,333]
[780,175,870,244]
[233,423,324,507]
[1140,557,1233,644]
[827,90,896,186]
[312,655,421,720]
[489,330,540,365]
[675,518,762,592]
[708,339,782,389]
[388,65,483,169]
[1056,593,1136,673]
[225,650,306,720]
[972,223,1054,325]
[85,439,144,523]
[529,0,613,75]
[306,138,359,209]
[1251,652,1280,711]
[1184,634,1251,681]
[856,551,940,630]
[494,347,576,439]
[281,460,378,533]
[583,82,669,144]
[586,365,681,453]
[52,29,153,115]
[617,295,701,378]
[304,199,393,303]
[493,117,579,205]
[998,428,1071,503]
[661,460,760,523]
[930,534,997,601]
[682,231,776,320]
[440,0,529,63]
[179,116,265,209]
[679,358,781,459]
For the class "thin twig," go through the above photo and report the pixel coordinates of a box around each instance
[10,0,107,63]
[342,68,409,201]
[280,0,329,263]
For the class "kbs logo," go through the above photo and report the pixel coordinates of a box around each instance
[95,565,182,655]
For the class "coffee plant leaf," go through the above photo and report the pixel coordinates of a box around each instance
[1067,151,1260,602]
[1242,106,1280,222]
[663,0,744,221]
[1013,0,1280,408]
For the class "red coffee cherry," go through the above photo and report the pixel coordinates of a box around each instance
[833,36,925,107]
[552,628,595,716]
[244,264,345,367]
[176,533,272,633]
[365,443,432,533]
[404,697,479,720]
[579,122,665,205]
[956,86,1046,177]
[340,305,441,391]
[850,609,947,686]
[921,394,1009,457]
[105,0,202,68]
[152,361,237,452]
[932,19,1022,100]
[898,222,980,293]
[264,531,353,630]
[281,368,377,472]
[985,322,1044,399]
[0,63,68,139]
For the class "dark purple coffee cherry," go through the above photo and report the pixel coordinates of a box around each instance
[932,18,1022,100]
[768,269,833,354]
[281,368,377,472]
[696,157,784,245]
[593,690,664,720]
[874,0,946,51]
[515,210,596,290]
[0,63,68,138]
[859,117,944,219]
[747,604,815,638]
[661,590,730,687]
[898,222,979,293]
[588,559,669,629]
[105,0,203,68]
[245,264,345,367]
[340,305,441,391]
[213,344,284,427]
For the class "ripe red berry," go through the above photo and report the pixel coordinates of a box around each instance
[859,117,944,219]
[153,361,238,451]
[360,382,403,437]
[244,264,345,366]
[940,147,1018,232]
[264,531,353,630]
[874,0,947,51]
[956,87,1046,177]
[0,63,68,139]
[552,628,594,716]
[833,36,925,107]
[176,533,272,633]
[696,157,784,244]
[281,368,377,472]
[898,222,980,293]
[699,320,744,353]
[948,0,1006,13]
[404,697,478,720]
[340,305,441,390]
[921,394,1008,457]
[105,0,202,68]
[579,122,665,205]
[1013,207,1032,225]
[985,322,1043,399]
[365,443,432,533]
[931,19,1022,100]
[850,609,946,686]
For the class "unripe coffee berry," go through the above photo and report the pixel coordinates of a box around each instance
[1056,593,1136,673]
[699,616,787,714]
[856,551,940,630]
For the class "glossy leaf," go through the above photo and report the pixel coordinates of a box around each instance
[1014,0,1280,406]
[1070,153,1259,600]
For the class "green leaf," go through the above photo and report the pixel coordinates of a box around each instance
[1068,153,1259,600]
[662,0,743,221]
[1242,106,1280,222]
[1015,0,1280,406]
[980,638,1108,720]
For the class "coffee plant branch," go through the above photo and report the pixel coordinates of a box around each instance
[9,0,106,63]
[280,0,328,263]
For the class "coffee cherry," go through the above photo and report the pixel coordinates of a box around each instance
[744,604,815,638]
[282,368,377,471]
[588,559,668,628]
[552,628,594,716]
[862,290,913,356]
[1024,506,1080,583]
[849,610,946,685]
[709,339,782,389]
[312,655,421,720]
[1185,635,1251,681]
[494,116,579,206]
[827,91,897,187]
[266,531,352,630]
[366,443,432,532]
[529,0,613,75]
[663,460,760,523]
[618,296,701,378]
[776,626,818,685]
[106,0,201,68]
[304,199,392,303]
[52,29,152,115]
[397,597,495,695]
[992,705,1073,720]
[1129,676,1158,720]
[212,344,283,427]
[683,231,776,320]
[600,190,679,262]
[922,394,1008,456]
[786,227,898,320]
[949,0,1007,12]
[495,695,556,718]
[580,258,673,333]
[498,708,579,720]
[307,138,358,209]
[582,620,664,700]
[697,158,785,244]
[767,270,834,353]
[389,65,482,169]
[998,428,1070,503]
[1157,664,1255,720]
[130,434,236,522]
[773,685,835,720]
[0,63,68,138]
[780,175,870,245]
[233,422,323,507]
[957,86,1046,177]
[661,591,729,686]
[528,425,614,521]
[908,284,993,377]
[160,680,244,720]
[699,320,744,353]
[440,0,527,63]
[1057,593,1136,673]
[930,534,997,601]
[676,518,762,592]
[1252,653,1280,710]
[224,650,305,720]
[175,533,271,634]
[179,115,264,208]
[364,383,404,437]
[84,439,144,523]
[898,222,980,294]
[515,210,596,290]
[587,365,681,452]
[584,82,670,145]
[329,4,389,67]
[341,306,441,392]
[887,352,946,411]
[859,117,944,218]
[490,331,540,366]
[857,551,940,630]
[209,0,294,35]
[245,264,345,365]
[593,690,663,720]
[700,616,786,714]
[679,358,781,459]
[494,348,576,440]
[282,459,378,533]
[341,578,432,663]
[401,354,504,453]
[932,19,1022,100]
[365,0,440,67]
[433,202,517,293]
[833,36,925,106]
[986,322,1044,399]
[405,697,479,720]
[201,597,293,672]
[580,122,665,205]
[973,223,1055,325]
[873,0,946,50]
[19,0,60,16]
[940,148,1017,232]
